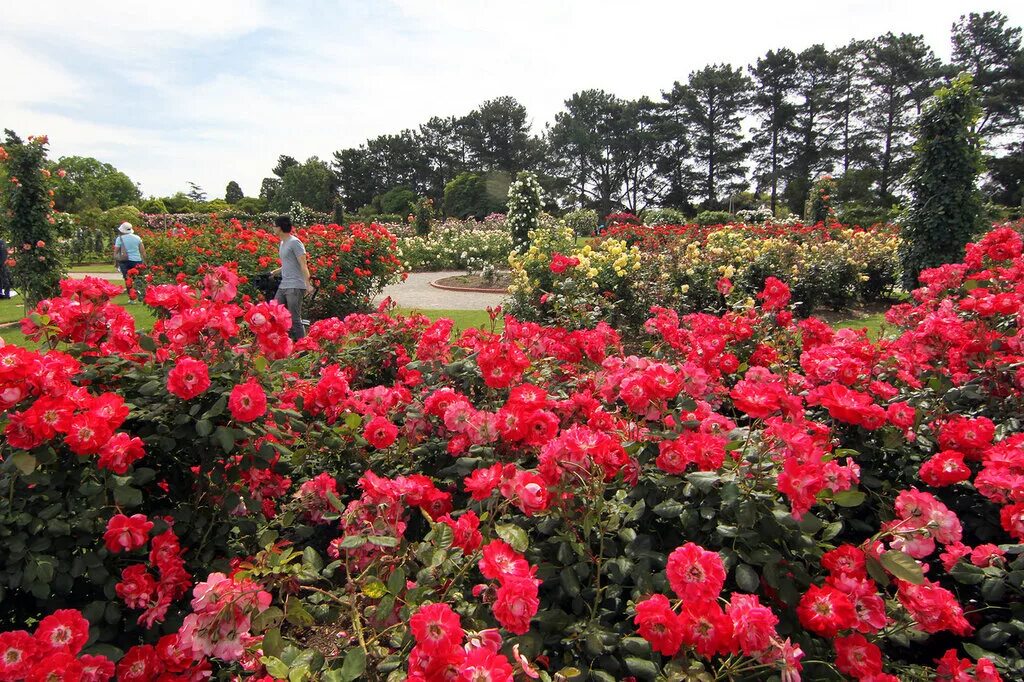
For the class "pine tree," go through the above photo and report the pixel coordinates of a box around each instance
[225,181,244,204]
[750,49,799,213]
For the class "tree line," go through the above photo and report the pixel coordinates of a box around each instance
[41,12,1024,223]
[313,11,1021,220]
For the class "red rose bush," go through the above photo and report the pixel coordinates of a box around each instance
[0,226,1023,679]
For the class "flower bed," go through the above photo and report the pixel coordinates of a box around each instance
[398,218,512,271]
[132,218,404,320]
[1,227,1023,680]
[509,221,902,330]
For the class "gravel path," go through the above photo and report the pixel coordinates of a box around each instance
[375,271,506,310]
[70,269,504,310]
[69,271,122,281]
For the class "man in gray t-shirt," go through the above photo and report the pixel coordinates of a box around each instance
[270,215,311,340]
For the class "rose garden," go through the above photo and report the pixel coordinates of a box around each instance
[3,21,1024,682]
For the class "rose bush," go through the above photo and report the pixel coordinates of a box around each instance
[131,218,403,320]
[510,220,901,330]
[1,225,1024,680]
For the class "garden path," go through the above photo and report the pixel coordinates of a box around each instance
[375,270,506,310]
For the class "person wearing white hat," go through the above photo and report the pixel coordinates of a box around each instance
[114,222,146,301]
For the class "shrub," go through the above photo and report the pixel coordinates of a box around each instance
[3,226,1024,678]
[506,171,543,253]
[696,210,733,226]
[0,131,65,307]
[640,207,687,225]
[806,175,838,224]
[139,198,168,214]
[398,219,511,271]
[900,73,985,289]
[136,218,403,319]
[563,208,599,236]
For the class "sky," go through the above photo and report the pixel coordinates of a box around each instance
[3,1,1021,199]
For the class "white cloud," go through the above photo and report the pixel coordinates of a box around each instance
[2,0,1021,198]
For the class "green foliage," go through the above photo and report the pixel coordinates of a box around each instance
[507,171,543,252]
[99,205,143,232]
[234,197,267,214]
[50,155,141,213]
[139,197,168,214]
[835,201,900,227]
[373,187,416,216]
[639,208,686,226]
[161,192,197,213]
[695,210,733,226]
[412,196,434,236]
[0,131,66,306]
[564,208,600,235]
[900,74,985,288]
[225,180,244,204]
[442,172,506,219]
[806,175,837,224]
[275,157,339,212]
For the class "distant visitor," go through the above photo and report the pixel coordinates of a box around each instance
[271,215,310,340]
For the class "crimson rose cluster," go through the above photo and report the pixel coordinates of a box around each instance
[1,227,1024,680]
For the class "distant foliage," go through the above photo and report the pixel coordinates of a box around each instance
[900,74,985,288]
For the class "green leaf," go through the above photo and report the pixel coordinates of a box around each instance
[138,335,157,352]
[337,647,366,682]
[113,485,143,508]
[735,564,759,593]
[624,657,659,681]
[262,628,284,657]
[338,536,366,549]
[202,396,227,420]
[285,599,315,627]
[213,426,235,453]
[262,656,289,680]
[652,500,683,518]
[288,665,310,682]
[495,524,528,553]
[253,608,285,635]
[367,535,399,547]
[865,555,890,587]
[832,490,866,507]
[11,453,37,475]
[195,419,213,437]
[343,412,361,430]
[301,547,323,572]
[879,551,924,585]
[387,568,406,595]
[138,380,162,396]
[433,523,454,549]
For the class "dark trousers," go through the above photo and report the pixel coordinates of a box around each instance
[274,288,307,340]
[118,260,143,296]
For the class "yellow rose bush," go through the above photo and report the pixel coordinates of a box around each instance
[507,224,644,329]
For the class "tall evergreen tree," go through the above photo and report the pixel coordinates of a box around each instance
[664,64,753,209]
[225,181,243,204]
[750,48,799,213]
[832,41,873,175]
[862,33,942,205]
[462,96,538,175]
[785,45,842,214]
[901,75,984,287]
[951,11,1024,140]
[417,116,470,201]
[548,89,629,216]
[615,97,667,213]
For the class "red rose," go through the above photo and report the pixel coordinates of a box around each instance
[104,513,154,554]
[34,609,90,656]
[166,357,210,400]
[492,574,539,635]
[633,594,684,656]
[228,377,267,423]
[665,543,726,603]
[364,415,398,449]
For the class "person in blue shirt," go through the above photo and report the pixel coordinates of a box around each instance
[114,222,146,300]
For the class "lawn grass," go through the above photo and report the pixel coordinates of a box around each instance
[69,263,119,274]
[394,307,500,332]
[833,312,887,339]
